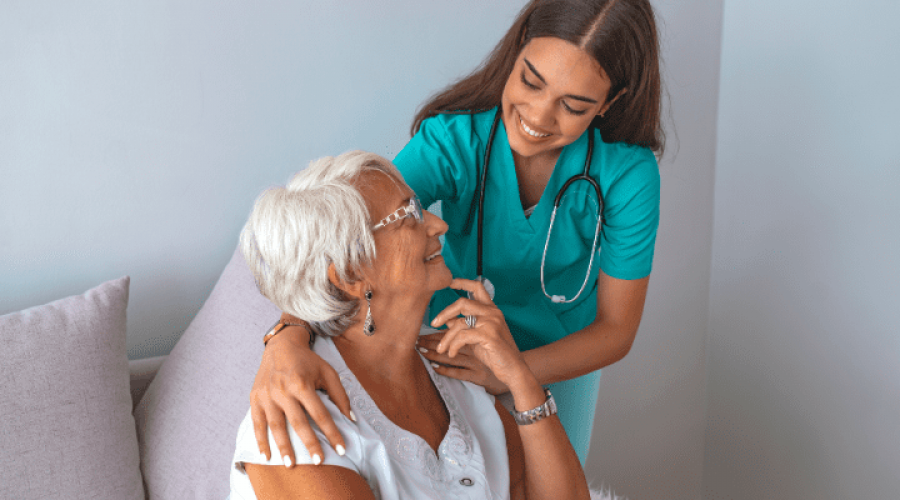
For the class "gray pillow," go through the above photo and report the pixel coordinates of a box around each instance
[134,248,279,499]
[0,276,144,500]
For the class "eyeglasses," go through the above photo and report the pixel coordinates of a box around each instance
[372,197,425,230]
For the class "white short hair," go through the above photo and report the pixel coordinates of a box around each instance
[240,151,403,338]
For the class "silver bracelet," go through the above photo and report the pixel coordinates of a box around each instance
[511,388,557,425]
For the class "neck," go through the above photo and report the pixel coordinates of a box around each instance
[332,293,430,389]
[512,148,562,209]
[512,146,562,172]
[331,292,451,452]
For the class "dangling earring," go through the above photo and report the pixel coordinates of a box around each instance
[363,289,376,336]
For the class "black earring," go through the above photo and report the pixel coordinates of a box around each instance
[363,290,375,336]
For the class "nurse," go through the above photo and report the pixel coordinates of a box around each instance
[250,0,663,466]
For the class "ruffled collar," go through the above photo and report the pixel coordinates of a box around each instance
[317,337,479,484]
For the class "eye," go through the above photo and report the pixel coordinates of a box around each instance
[520,72,539,90]
[562,100,589,116]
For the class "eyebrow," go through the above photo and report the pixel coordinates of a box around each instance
[523,58,600,104]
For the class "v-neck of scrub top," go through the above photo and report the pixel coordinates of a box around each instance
[492,116,590,237]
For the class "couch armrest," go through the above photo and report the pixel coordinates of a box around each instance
[129,355,167,410]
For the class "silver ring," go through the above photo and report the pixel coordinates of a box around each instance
[465,315,477,329]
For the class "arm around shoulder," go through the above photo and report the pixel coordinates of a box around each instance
[250,315,353,468]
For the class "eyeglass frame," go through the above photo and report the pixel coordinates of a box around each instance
[372,197,425,231]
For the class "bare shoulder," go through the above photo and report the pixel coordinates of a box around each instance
[496,399,526,500]
[245,463,376,500]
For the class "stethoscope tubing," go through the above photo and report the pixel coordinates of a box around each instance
[471,108,603,304]
[541,127,602,304]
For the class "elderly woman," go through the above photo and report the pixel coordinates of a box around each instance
[229,151,589,499]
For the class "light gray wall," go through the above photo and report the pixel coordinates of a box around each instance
[1,1,519,358]
[2,1,718,497]
[586,2,722,499]
[704,1,900,498]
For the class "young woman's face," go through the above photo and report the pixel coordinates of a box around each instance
[501,36,615,159]
[357,171,451,297]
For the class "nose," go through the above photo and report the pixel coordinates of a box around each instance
[529,95,556,128]
[424,210,448,237]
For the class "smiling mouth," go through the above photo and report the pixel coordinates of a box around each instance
[519,116,551,138]
[425,249,442,262]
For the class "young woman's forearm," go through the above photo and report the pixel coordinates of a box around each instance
[521,273,649,386]
[522,319,636,386]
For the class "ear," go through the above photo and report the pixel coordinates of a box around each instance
[328,263,366,300]
[599,87,628,117]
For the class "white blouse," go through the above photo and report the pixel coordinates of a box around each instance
[229,330,511,500]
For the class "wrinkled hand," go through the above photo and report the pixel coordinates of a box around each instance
[421,279,528,393]
[417,331,508,395]
[250,327,353,467]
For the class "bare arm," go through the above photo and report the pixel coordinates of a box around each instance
[524,271,649,385]
[245,463,376,500]
[250,314,354,466]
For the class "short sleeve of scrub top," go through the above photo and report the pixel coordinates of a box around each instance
[393,109,660,464]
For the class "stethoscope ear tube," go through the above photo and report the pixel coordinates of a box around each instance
[541,131,603,304]
[474,109,502,278]
[468,109,502,302]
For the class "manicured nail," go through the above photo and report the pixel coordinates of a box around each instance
[336,444,346,456]
[350,411,357,423]
[284,455,292,468]
[418,346,428,353]
[312,453,322,465]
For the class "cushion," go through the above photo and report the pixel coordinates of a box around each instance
[134,248,279,499]
[0,276,144,500]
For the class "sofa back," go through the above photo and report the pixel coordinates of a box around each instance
[134,248,279,499]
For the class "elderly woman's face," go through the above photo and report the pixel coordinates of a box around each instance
[358,171,452,296]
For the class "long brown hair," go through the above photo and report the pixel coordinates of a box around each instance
[411,0,664,154]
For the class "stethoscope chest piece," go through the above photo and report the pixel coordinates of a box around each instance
[477,276,495,301]
[467,276,495,304]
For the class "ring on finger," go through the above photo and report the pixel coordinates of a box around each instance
[465,315,477,329]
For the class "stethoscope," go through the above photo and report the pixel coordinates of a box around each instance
[467,108,603,304]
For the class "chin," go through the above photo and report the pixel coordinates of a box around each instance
[433,269,454,291]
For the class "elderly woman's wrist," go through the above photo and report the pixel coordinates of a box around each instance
[504,367,545,411]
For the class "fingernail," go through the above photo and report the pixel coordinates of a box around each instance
[350,410,357,423]
[431,362,440,370]
[260,452,268,462]
[336,444,346,456]
[312,453,322,465]
[418,346,428,353]
[284,455,292,468]
[430,319,438,326]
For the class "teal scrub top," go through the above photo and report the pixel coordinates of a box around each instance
[393,108,660,463]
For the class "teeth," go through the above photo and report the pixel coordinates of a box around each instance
[520,118,550,138]
[425,250,441,262]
